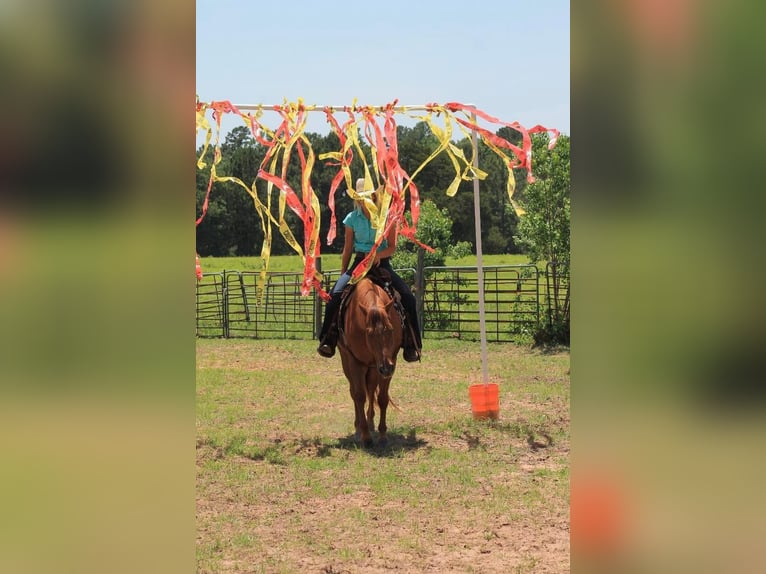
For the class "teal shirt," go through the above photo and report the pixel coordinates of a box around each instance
[343,209,388,254]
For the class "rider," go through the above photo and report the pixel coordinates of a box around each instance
[317,178,422,362]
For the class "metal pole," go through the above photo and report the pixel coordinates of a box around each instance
[232,104,435,112]
[471,111,490,385]
[314,257,323,339]
[416,247,425,337]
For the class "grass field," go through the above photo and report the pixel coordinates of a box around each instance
[197,338,570,573]
[198,253,533,275]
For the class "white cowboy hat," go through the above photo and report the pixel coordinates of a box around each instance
[355,178,375,195]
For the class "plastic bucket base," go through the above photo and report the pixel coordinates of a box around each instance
[469,383,500,420]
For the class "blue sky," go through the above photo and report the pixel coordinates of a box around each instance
[196,0,569,138]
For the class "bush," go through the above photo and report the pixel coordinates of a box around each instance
[392,199,454,270]
[447,241,473,259]
[532,317,570,348]
[392,248,444,271]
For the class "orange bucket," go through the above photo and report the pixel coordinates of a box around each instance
[469,383,500,420]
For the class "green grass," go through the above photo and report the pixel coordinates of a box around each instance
[198,254,318,274]
[196,253,544,343]
[198,253,533,275]
[197,338,569,572]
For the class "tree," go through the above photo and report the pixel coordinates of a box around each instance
[412,132,522,254]
[391,200,455,269]
[514,134,570,266]
[195,126,267,256]
[514,133,570,346]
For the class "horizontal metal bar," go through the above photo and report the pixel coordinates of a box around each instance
[231,103,476,113]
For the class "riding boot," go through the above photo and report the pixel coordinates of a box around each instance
[317,321,339,358]
[317,289,343,358]
[402,319,421,363]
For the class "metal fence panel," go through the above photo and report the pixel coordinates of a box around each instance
[421,265,540,342]
[225,271,316,339]
[196,263,567,344]
[195,273,226,337]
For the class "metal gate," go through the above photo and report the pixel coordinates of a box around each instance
[420,265,540,342]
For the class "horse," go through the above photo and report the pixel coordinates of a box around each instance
[337,272,403,448]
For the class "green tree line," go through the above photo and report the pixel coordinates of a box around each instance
[195,122,569,260]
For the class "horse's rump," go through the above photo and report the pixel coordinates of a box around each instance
[338,267,403,340]
[340,278,402,362]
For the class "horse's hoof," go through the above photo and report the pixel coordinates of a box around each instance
[363,438,374,448]
[378,436,388,448]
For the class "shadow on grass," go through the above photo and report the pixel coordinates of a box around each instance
[279,429,428,460]
[334,427,428,458]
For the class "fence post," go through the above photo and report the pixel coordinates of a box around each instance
[535,266,541,327]
[239,272,250,322]
[415,247,425,336]
[222,269,229,338]
[314,257,323,339]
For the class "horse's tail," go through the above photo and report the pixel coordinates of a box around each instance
[371,386,400,412]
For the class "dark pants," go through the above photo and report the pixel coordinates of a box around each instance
[319,255,422,348]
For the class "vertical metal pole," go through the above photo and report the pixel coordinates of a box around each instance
[314,257,323,339]
[415,247,425,337]
[471,112,490,385]
[222,270,229,338]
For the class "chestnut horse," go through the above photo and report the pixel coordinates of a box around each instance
[337,274,403,448]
